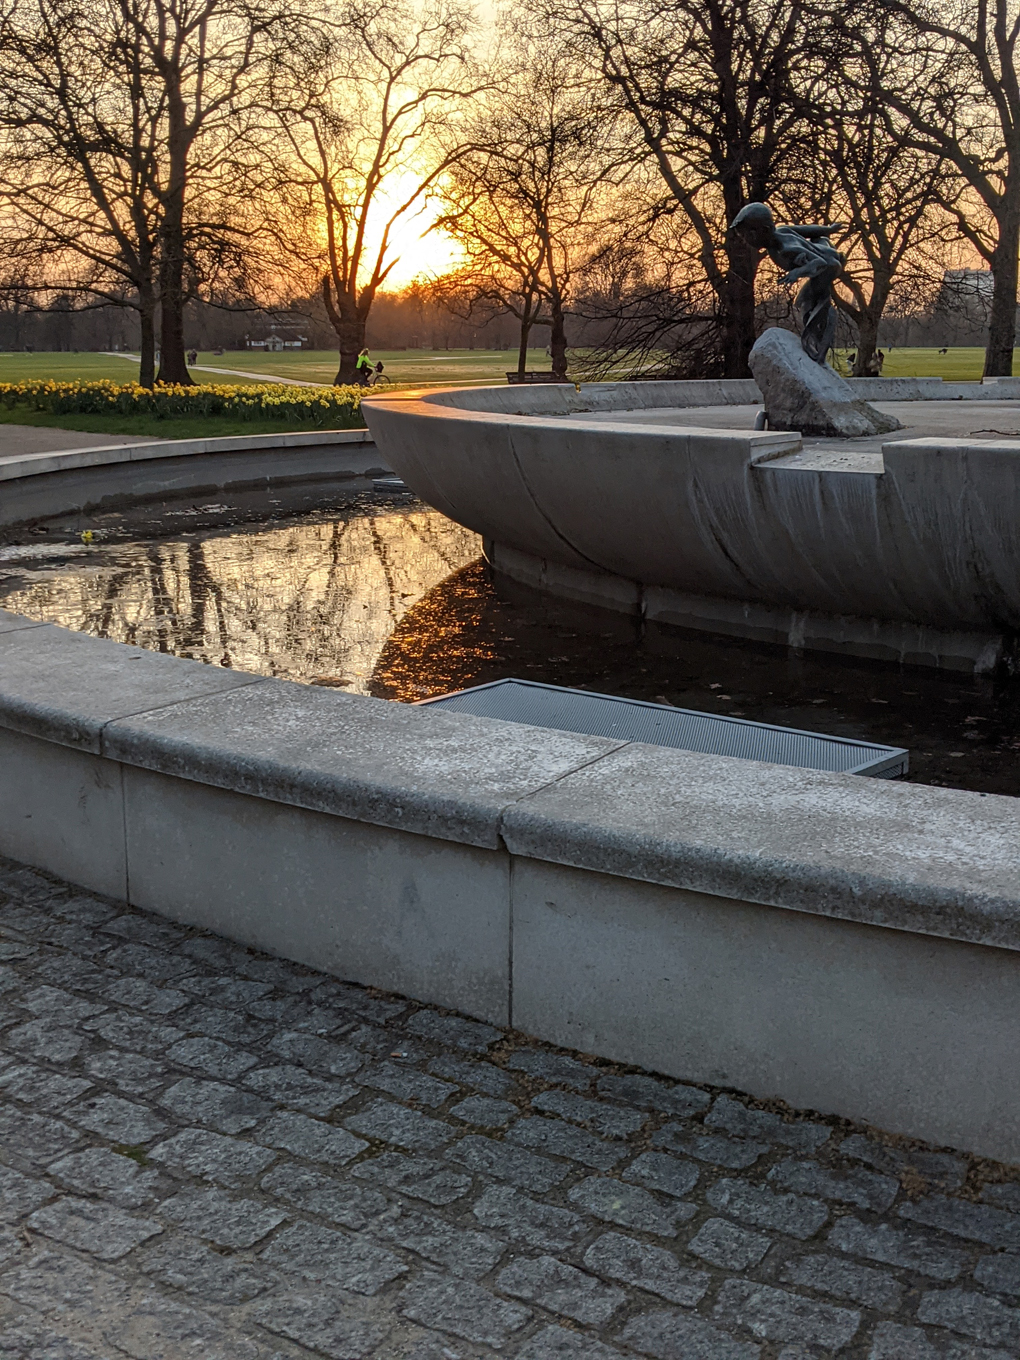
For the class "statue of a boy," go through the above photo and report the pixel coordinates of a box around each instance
[729,202,845,363]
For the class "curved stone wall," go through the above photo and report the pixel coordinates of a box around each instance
[0,428,384,527]
[2,607,1020,1160]
[363,380,1020,672]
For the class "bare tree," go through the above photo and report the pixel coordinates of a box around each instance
[432,29,615,379]
[0,0,165,383]
[268,0,477,385]
[0,0,298,385]
[856,0,1020,376]
[796,28,955,375]
[538,0,820,379]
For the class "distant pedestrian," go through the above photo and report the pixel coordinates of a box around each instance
[187,349,198,366]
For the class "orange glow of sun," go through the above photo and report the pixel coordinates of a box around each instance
[360,173,464,290]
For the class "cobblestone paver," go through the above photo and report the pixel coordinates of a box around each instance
[1,856,1019,1359]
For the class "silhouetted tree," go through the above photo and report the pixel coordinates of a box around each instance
[268,0,477,385]
[854,0,1020,375]
[537,0,817,378]
[433,26,615,379]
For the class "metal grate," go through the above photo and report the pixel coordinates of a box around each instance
[418,678,908,778]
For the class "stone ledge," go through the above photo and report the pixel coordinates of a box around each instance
[99,663,625,851]
[0,623,262,751]
[0,614,1017,948]
[501,741,1020,953]
[0,427,372,484]
[0,607,48,635]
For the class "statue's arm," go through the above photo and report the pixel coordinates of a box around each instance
[789,223,844,239]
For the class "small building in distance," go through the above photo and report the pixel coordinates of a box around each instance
[245,322,307,351]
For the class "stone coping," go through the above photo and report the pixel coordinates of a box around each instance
[365,374,1020,416]
[0,427,372,484]
[1,608,1017,954]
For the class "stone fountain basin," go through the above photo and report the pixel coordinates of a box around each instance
[363,379,1020,673]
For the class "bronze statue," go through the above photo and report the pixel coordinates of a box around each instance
[730,203,845,363]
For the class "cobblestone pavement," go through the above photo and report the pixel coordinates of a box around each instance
[1,858,1020,1360]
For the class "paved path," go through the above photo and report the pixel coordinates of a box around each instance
[0,855,1017,1360]
[101,353,324,387]
[0,426,165,458]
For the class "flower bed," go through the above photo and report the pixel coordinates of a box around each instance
[0,380,365,428]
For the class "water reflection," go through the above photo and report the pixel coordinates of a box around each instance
[0,510,480,694]
[374,562,1020,797]
[372,560,501,701]
[2,504,1017,795]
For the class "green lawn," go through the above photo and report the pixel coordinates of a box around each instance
[0,348,546,389]
[1,344,1013,439]
[0,352,157,383]
[4,345,1016,389]
[189,348,546,388]
[831,346,1019,381]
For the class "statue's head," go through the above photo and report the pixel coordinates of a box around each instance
[729,202,775,248]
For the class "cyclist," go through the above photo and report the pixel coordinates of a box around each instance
[355,349,373,384]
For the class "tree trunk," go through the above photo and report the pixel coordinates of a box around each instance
[333,316,366,385]
[851,319,877,376]
[549,299,568,380]
[719,237,760,379]
[138,295,157,389]
[155,85,193,386]
[156,215,191,384]
[322,275,366,385]
[851,291,888,377]
[984,200,1020,377]
[517,317,532,376]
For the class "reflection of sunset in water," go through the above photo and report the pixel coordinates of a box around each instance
[3,504,1018,796]
[0,509,480,694]
[370,560,501,701]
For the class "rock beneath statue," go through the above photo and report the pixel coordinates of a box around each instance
[749,327,902,437]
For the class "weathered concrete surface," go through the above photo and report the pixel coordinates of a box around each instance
[123,765,514,1024]
[0,429,382,527]
[0,608,45,635]
[100,668,625,851]
[0,428,372,484]
[3,617,1020,1158]
[0,622,261,752]
[749,327,902,436]
[500,739,1020,951]
[0,726,128,899]
[511,857,1020,1160]
[565,397,1020,441]
[364,380,1020,672]
[1,855,1019,1360]
[0,424,167,457]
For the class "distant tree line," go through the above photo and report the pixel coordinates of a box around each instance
[0,0,1017,382]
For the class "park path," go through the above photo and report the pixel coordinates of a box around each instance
[0,853,1018,1360]
[0,426,166,459]
[101,352,323,387]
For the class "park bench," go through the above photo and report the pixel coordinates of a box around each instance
[506,371,572,384]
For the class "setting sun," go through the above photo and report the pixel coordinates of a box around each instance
[359,174,465,289]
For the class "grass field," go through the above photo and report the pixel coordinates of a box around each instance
[0,348,546,389]
[0,344,1014,438]
[3,344,1015,388]
[831,347,1018,381]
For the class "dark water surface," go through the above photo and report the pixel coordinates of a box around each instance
[2,495,1017,796]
